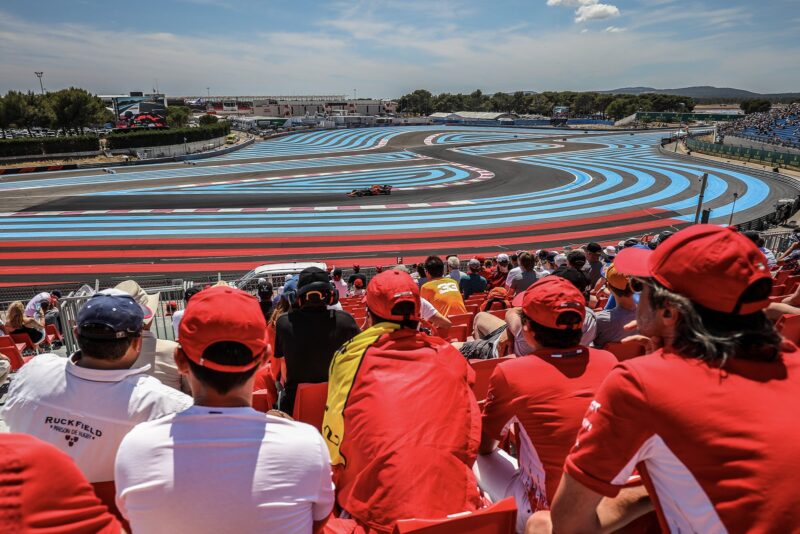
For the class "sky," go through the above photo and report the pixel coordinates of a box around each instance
[1,0,798,98]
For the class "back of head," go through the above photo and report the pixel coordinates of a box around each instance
[447,256,460,270]
[184,285,202,304]
[297,267,333,308]
[614,224,780,364]
[468,258,481,273]
[179,286,268,395]
[567,250,587,270]
[76,294,144,361]
[551,266,589,294]
[519,277,585,349]
[366,270,420,328]
[5,301,24,329]
[424,255,445,278]
[519,252,534,271]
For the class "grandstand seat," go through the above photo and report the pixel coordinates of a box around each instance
[440,324,469,343]
[774,270,792,286]
[595,297,609,311]
[0,345,31,371]
[771,284,787,297]
[604,340,648,361]
[392,496,517,534]
[777,314,800,345]
[465,303,480,316]
[10,332,39,354]
[91,481,130,533]
[784,275,800,294]
[292,382,328,432]
[45,323,63,342]
[447,313,474,328]
[487,309,508,321]
[252,389,274,413]
[0,335,27,354]
[466,293,487,303]
[469,357,515,401]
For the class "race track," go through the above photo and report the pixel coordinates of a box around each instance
[1,126,795,285]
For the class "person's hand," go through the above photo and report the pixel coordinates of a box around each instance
[621,320,663,352]
[266,409,294,421]
[526,510,553,534]
[496,330,510,357]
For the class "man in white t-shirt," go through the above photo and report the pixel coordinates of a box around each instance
[115,286,335,534]
[1,293,192,485]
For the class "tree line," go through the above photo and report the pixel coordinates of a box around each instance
[396,89,697,120]
[0,88,113,138]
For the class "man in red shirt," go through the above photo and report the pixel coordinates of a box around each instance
[323,269,481,532]
[476,277,618,532]
[551,225,800,533]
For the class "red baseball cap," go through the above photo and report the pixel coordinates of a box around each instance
[365,270,420,322]
[179,286,268,373]
[519,277,586,329]
[614,224,772,315]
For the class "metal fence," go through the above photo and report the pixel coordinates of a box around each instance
[687,138,800,170]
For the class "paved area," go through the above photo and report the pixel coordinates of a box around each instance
[1,126,796,286]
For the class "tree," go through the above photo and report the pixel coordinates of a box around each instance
[740,99,771,115]
[605,97,637,121]
[49,88,106,134]
[199,114,219,126]
[0,95,9,138]
[527,94,553,115]
[397,89,434,115]
[573,93,596,116]
[167,106,191,128]
[3,91,53,134]
[510,91,528,114]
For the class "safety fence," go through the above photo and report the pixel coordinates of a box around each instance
[686,138,800,170]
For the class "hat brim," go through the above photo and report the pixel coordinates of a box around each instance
[142,292,160,323]
[613,247,654,277]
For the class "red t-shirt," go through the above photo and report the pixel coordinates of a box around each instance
[0,433,120,533]
[332,327,482,531]
[565,345,800,533]
[482,346,618,509]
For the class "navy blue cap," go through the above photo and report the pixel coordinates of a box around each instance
[76,294,144,339]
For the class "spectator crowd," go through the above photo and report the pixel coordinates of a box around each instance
[718,103,800,149]
[0,224,799,533]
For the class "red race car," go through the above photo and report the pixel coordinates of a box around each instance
[347,184,393,197]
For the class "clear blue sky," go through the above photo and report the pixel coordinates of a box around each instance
[1,0,798,97]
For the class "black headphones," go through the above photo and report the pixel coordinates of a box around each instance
[297,281,339,307]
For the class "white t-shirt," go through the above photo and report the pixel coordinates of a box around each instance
[420,297,437,322]
[504,267,521,288]
[332,278,348,298]
[115,406,335,534]
[1,353,192,483]
[171,309,185,339]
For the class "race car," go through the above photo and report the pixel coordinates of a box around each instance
[347,184,393,197]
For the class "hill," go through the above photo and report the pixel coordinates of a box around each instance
[599,86,800,103]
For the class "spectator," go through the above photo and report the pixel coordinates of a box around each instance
[45,289,63,334]
[481,258,495,280]
[742,230,777,268]
[603,246,617,264]
[420,255,467,316]
[1,293,191,487]
[584,242,604,287]
[323,270,482,530]
[460,258,488,298]
[416,263,428,287]
[347,264,367,287]
[551,225,800,532]
[256,278,274,321]
[274,267,359,415]
[171,286,202,340]
[487,253,512,289]
[553,253,568,269]
[510,253,520,270]
[332,267,348,298]
[475,277,618,532]
[115,286,334,533]
[592,264,638,348]
[481,286,511,312]
[113,280,190,394]
[506,251,538,295]
[4,300,46,345]
[393,265,452,331]
[346,277,366,297]
[446,255,468,285]
[0,433,121,533]
[546,267,597,345]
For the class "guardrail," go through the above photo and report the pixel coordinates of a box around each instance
[687,138,800,170]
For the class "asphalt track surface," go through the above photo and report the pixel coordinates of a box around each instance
[1,126,797,286]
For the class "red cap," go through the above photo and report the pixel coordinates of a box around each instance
[519,277,586,329]
[365,270,420,322]
[354,278,364,288]
[614,224,772,315]
[178,286,268,373]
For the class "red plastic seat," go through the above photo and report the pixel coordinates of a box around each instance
[469,357,515,401]
[777,313,800,345]
[10,332,39,353]
[771,284,787,296]
[0,345,31,371]
[447,313,473,327]
[774,269,792,286]
[487,309,508,321]
[45,323,63,342]
[392,497,517,533]
[91,481,130,533]
[292,382,329,432]
[439,324,469,343]
[604,340,648,361]
[0,335,27,354]
[252,389,275,413]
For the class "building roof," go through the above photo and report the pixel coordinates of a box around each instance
[428,111,517,120]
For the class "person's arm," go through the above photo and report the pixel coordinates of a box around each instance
[429,311,452,330]
[478,365,513,455]
[550,473,652,533]
[503,307,522,348]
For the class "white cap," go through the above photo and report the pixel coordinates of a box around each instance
[496,253,510,263]
[604,246,617,257]
[554,253,568,267]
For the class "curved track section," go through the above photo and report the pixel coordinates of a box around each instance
[0,127,794,285]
